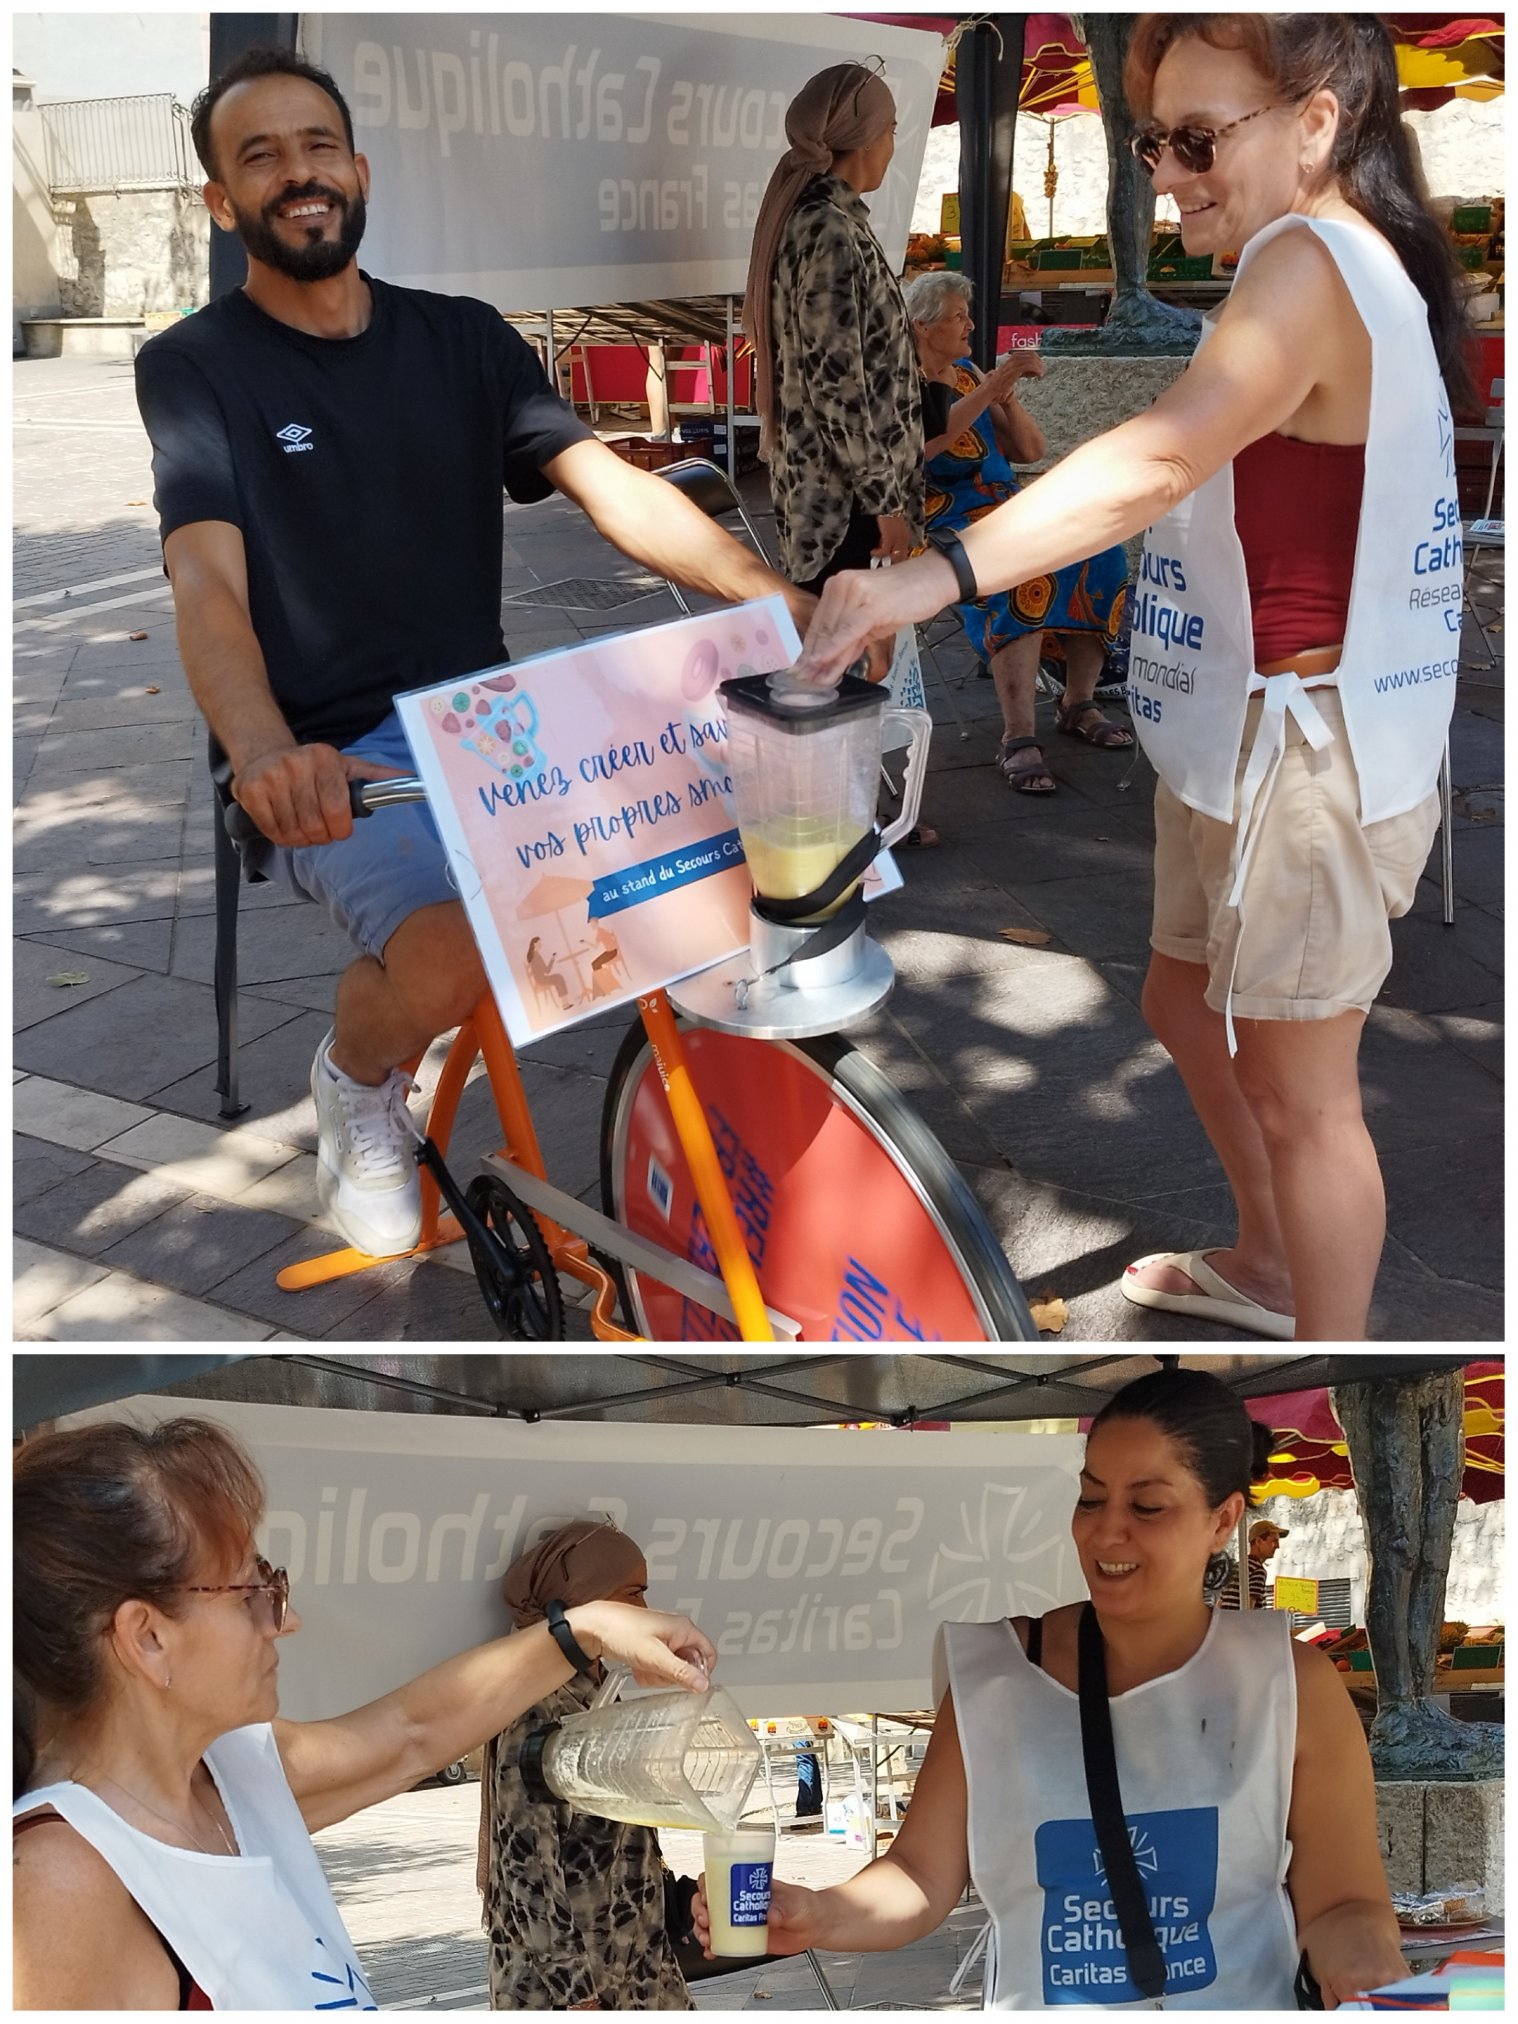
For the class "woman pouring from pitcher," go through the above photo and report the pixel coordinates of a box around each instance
[796,13,1472,1344]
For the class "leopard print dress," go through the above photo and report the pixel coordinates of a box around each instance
[767,173,925,583]
[484,1674,694,2010]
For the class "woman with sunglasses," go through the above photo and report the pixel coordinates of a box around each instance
[794,15,1473,1344]
[12,1418,717,2011]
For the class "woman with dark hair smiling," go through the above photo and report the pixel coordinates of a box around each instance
[794,15,1473,1343]
[12,1419,716,2010]
[694,1366,1403,2008]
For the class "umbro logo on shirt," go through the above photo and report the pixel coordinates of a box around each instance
[276,423,314,453]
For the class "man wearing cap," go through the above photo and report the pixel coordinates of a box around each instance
[1218,1519,1289,1610]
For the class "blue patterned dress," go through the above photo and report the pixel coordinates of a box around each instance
[921,360,1129,663]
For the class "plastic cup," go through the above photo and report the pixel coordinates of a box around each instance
[703,1824,776,1958]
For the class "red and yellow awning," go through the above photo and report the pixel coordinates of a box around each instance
[1250,1361,1503,1504]
[857,13,1504,122]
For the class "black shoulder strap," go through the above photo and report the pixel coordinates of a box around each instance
[1026,1615,1044,1669]
[1076,1602,1167,2002]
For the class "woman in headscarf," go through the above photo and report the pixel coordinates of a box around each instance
[743,59,936,842]
[479,1522,695,2011]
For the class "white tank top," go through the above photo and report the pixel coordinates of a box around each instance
[1130,213,1460,828]
[14,1723,376,2010]
[937,1608,1301,2010]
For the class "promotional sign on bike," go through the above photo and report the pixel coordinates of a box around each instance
[396,596,802,1045]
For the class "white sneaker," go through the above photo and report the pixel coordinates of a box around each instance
[311,1030,423,1257]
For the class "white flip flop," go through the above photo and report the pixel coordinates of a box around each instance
[1120,1249,1295,1341]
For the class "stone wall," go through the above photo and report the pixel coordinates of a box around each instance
[1253,1486,1505,1626]
[12,78,62,333]
[55,188,209,318]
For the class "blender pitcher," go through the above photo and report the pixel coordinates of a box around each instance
[519,1671,763,1833]
[722,667,931,923]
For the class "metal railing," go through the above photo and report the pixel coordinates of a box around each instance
[40,93,198,195]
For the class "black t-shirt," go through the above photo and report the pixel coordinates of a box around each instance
[134,275,593,748]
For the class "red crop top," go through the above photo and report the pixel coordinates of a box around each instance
[12,1809,213,2008]
[1233,432,1366,665]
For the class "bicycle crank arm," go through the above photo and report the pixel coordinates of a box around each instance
[480,1154,801,1340]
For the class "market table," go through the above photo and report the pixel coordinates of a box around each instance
[1400,1921,1504,1969]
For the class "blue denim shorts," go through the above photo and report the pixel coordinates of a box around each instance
[260,713,459,960]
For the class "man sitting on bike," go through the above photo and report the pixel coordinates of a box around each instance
[137,45,814,1259]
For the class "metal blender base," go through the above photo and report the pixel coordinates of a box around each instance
[668,939,895,1040]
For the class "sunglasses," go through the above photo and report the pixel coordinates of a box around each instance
[181,1554,291,1633]
[1128,103,1286,177]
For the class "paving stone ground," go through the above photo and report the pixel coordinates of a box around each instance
[12,353,1504,1342]
[317,1777,986,2011]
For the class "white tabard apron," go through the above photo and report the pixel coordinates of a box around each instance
[936,1609,1301,2010]
[14,1724,376,2010]
[1128,214,1461,1048]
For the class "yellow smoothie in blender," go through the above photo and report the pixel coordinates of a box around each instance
[741,814,870,918]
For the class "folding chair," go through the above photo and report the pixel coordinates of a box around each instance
[655,457,775,606]
[913,605,976,739]
[1457,377,1504,669]
[209,733,263,1120]
[1460,515,1505,671]
[1437,738,1455,929]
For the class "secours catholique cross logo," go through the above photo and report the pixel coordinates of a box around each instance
[1035,1806,1220,2003]
[927,1481,1077,1619]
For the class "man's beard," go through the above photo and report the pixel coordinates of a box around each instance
[231,180,367,282]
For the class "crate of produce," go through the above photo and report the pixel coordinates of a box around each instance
[1032,248,1082,271]
[1149,254,1216,282]
[1452,204,1494,235]
[1450,1641,1504,1670]
[609,436,682,472]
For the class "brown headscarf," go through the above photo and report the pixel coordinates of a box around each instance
[478,1521,648,1904]
[499,1518,646,1629]
[742,62,897,459]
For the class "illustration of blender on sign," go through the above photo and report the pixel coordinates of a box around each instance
[518,1666,776,1957]
[428,682,545,783]
[671,662,930,1042]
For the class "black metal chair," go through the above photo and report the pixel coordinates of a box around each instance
[209,734,265,1120]
[655,457,775,605]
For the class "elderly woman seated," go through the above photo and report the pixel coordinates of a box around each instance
[905,270,1133,794]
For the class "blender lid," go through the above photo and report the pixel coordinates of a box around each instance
[722,668,887,731]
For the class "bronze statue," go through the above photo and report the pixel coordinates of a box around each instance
[1332,1367,1503,1781]
[1045,14,1200,355]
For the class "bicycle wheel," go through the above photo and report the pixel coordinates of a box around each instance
[599,1020,1037,1342]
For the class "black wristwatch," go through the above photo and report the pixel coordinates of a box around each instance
[926,525,979,602]
[545,1599,596,1675]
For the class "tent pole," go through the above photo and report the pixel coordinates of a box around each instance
[544,306,556,398]
[726,293,737,482]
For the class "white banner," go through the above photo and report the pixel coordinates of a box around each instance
[68,1399,1087,1717]
[301,12,945,308]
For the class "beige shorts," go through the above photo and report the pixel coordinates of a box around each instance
[1150,688,1441,1022]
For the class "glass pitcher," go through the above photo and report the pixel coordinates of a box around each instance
[722,669,931,920]
[520,1671,762,1833]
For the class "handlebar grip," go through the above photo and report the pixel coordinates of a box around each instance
[222,780,372,846]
